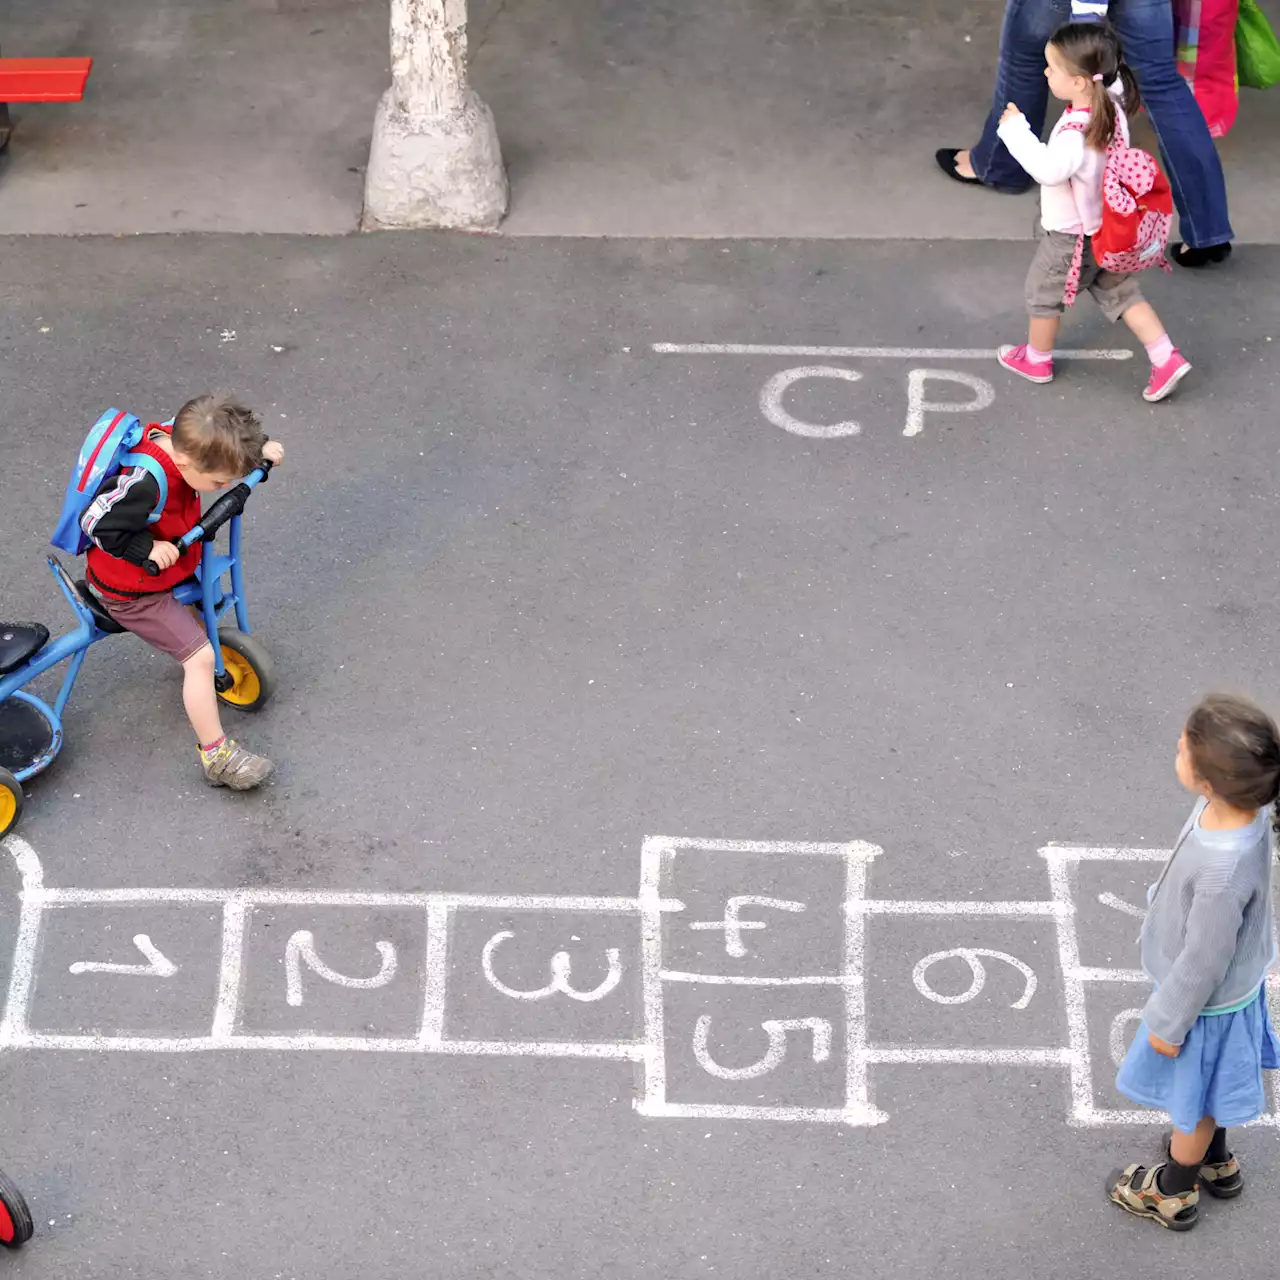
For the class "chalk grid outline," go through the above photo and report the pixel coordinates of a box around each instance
[636,836,887,1125]
[0,836,651,1060]
[2,834,1276,1130]
[1044,845,1280,1129]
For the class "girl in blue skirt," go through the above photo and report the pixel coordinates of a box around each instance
[1110,693,1280,1231]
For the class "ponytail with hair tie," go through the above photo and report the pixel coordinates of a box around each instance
[1051,20,1141,150]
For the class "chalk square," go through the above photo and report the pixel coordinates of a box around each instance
[442,907,640,1047]
[865,915,1065,1052]
[25,903,224,1037]
[655,848,849,981]
[1069,858,1160,972]
[234,905,429,1038]
[1081,974,1155,1119]
[658,981,848,1111]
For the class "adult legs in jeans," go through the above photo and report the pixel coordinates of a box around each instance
[967,0,1073,191]
[1109,0,1233,251]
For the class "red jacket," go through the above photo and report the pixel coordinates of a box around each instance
[84,425,202,600]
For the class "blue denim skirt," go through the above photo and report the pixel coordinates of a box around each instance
[1116,987,1280,1132]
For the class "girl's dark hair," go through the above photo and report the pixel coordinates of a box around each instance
[1050,21,1141,150]
[1184,694,1280,835]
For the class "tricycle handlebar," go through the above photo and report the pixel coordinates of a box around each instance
[142,461,272,576]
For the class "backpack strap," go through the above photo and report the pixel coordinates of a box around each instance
[117,451,169,525]
[1054,117,1091,309]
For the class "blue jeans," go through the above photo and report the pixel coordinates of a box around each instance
[969,0,1233,247]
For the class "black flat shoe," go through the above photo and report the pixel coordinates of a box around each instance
[1172,241,1232,268]
[935,148,984,186]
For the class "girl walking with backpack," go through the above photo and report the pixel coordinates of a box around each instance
[1108,694,1280,1231]
[995,22,1191,402]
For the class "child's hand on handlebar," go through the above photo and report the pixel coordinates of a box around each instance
[147,541,181,570]
[262,440,285,467]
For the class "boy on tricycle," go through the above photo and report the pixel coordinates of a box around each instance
[0,394,282,837]
[79,395,283,790]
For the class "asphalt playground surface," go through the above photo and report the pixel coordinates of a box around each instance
[1,234,1279,1277]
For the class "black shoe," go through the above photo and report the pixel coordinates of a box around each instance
[935,148,1029,195]
[935,148,984,186]
[1171,241,1232,268]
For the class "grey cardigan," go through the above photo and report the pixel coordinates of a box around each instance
[1139,798,1278,1046]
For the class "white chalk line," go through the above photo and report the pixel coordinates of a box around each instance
[1040,846,1169,862]
[1071,967,1148,983]
[1047,857,1097,1123]
[639,838,669,1112]
[860,1047,1075,1066]
[5,1032,644,1059]
[0,839,46,1048]
[644,836,881,859]
[211,900,247,1039]
[419,900,450,1046]
[843,852,889,1123]
[1070,1107,1280,1129]
[634,1101,886,1125]
[652,344,1134,361]
[851,899,1069,917]
[33,889,684,911]
[658,971,855,986]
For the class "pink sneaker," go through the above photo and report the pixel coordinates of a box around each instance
[1143,350,1191,402]
[998,344,1054,384]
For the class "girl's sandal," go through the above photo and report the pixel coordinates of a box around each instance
[1106,1164,1199,1231]
[1199,1157,1244,1198]
[1161,1131,1244,1199]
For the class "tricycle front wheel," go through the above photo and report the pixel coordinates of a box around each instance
[0,1166,34,1247]
[0,769,23,840]
[216,628,276,712]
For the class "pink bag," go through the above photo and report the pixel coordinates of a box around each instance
[1174,0,1241,137]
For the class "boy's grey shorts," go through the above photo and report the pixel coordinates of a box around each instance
[1025,222,1143,323]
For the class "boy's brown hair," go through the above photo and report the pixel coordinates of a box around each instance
[172,394,267,477]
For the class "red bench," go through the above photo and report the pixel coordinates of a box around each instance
[0,54,93,153]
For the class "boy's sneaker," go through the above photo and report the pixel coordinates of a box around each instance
[200,738,274,791]
[1143,350,1191,402]
[998,344,1054,384]
[1107,1163,1199,1231]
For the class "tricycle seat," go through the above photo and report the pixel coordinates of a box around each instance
[0,624,50,675]
[74,582,127,635]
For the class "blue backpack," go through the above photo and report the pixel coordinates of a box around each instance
[51,410,169,556]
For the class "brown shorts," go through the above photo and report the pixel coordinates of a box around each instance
[101,590,210,664]
[1025,221,1143,323]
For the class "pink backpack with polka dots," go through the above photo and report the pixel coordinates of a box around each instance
[1060,123,1173,305]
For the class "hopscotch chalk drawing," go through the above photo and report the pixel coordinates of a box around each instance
[1,834,1276,1129]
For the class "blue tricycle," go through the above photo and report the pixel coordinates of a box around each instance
[0,462,276,837]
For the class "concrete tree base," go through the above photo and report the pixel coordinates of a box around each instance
[362,88,508,232]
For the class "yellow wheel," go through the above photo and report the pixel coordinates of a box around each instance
[0,769,23,840]
[216,628,276,712]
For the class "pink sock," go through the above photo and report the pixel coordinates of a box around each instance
[1145,334,1175,368]
[1026,344,1052,366]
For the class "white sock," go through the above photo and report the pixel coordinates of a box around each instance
[1026,344,1052,365]
[1145,334,1175,367]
